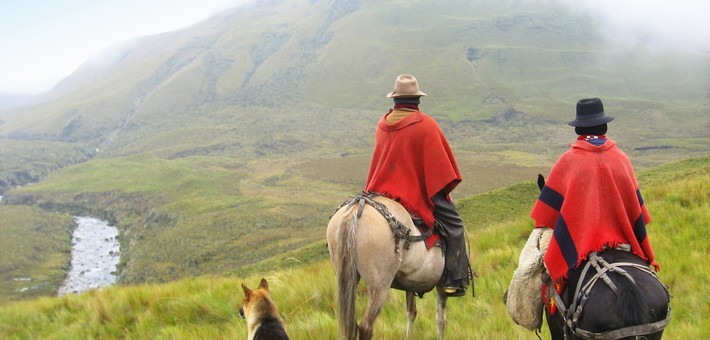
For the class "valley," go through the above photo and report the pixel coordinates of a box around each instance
[0,0,707,309]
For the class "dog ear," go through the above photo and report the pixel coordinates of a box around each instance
[242,283,252,298]
[259,278,269,291]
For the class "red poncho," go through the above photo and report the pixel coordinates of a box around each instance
[531,138,659,284]
[366,110,462,228]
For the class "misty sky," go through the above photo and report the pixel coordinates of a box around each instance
[1,0,708,94]
[0,0,247,94]
[564,0,710,51]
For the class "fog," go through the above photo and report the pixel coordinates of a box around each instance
[1,0,707,95]
[560,0,710,52]
[0,0,252,94]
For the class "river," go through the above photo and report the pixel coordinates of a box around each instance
[57,216,120,296]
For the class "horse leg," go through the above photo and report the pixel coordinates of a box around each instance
[436,286,448,340]
[406,291,417,338]
[545,307,566,340]
[358,284,390,340]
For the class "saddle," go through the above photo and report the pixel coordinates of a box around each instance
[335,192,441,251]
[411,216,441,250]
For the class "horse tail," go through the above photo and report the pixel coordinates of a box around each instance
[613,272,653,326]
[334,206,360,340]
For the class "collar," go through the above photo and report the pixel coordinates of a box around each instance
[577,135,607,146]
[577,135,606,141]
[571,137,616,151]
[379,110,423,131]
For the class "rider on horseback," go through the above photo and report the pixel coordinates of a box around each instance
[365,74,472,297]
[507,97,662,329]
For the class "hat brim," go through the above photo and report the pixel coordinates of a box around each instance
[568,115,614,127]
[386,90,427,98]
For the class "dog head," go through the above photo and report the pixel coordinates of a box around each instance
[239,277,273,320]
[239,278,288,339]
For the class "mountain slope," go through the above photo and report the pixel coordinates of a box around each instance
[1,0,707,154]
[2,0,707,194]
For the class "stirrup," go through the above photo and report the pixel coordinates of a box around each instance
[444,286,466,297]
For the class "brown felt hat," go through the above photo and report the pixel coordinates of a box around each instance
[386,74,427,98]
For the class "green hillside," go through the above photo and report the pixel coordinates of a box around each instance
[0,156,707,338]
[0,0,708,301]
[2,155,350,285]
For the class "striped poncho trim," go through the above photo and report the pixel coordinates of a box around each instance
[538,186,653,280]
[531,138,659,284]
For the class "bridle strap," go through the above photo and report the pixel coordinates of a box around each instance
[589,253,619,294]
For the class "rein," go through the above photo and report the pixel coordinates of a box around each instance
[548,251,671,339]
[333,192,431,254]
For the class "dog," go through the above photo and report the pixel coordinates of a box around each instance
[239,278,289,340]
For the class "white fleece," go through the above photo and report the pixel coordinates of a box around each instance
[505,227,553,330]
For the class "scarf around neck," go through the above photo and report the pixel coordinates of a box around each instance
[393,97,420,111]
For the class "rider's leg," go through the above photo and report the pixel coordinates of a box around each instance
[433,190,470,297]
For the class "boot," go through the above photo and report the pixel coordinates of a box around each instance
[432,191,471,297]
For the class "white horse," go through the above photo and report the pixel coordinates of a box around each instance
[326,193,447,340]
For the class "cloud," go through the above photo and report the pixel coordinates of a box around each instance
[0,0,251,94]
[560,0,710,51]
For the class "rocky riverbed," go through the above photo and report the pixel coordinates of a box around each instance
[57,216,120,296]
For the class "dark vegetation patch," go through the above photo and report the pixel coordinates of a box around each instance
[635,145,674,151]
[169,142,243,159]
[467,47,484,62]
[0,140,95,194]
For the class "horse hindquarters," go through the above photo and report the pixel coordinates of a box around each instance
[327,203,401,340]
[546,250,670,340]
[328,196,448,340]
[353,208,401,340]
[581,261,669,337]
[613,267,669,340]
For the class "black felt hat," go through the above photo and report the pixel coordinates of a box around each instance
[568,98,614,127]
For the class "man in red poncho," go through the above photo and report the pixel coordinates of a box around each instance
[531,97,660,288]
[365,74,471,297]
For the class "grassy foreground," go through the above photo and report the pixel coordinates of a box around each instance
[0,156,707,339]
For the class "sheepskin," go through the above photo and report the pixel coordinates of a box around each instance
[505,227,553,330]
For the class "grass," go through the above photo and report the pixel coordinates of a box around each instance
[636,158,710,336]
[0,156,706,338]
[0,206,75,304]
